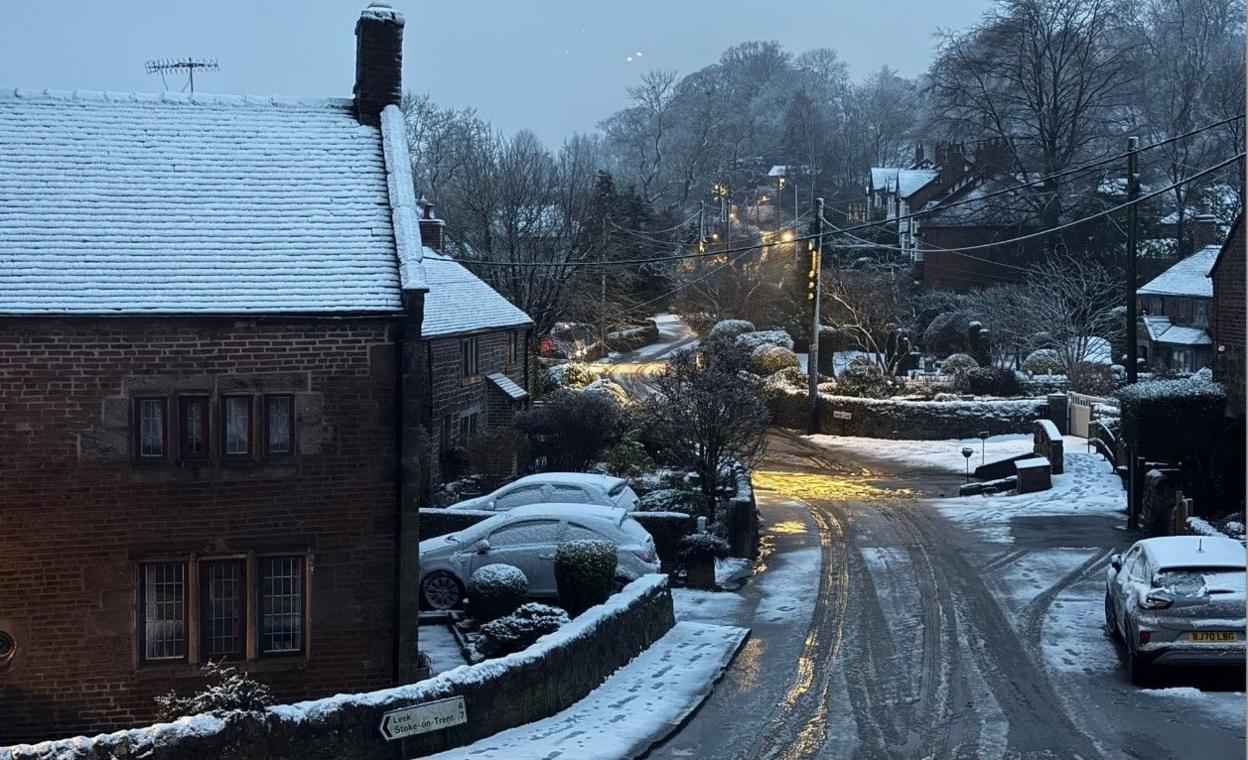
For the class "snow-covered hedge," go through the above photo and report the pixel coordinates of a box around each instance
[580,377,630,406]
[751,343,800,374]
[941,353,979,375]
[7,577,676,760]
[766,384,1046,439]
[554,540,618,615]
[736,329,795,351]
[1023,349,1062,375]
[475,603,571,659]
[638,487,705,515]
[468,564,529,622]
[708,319,756,341]
[1117,376,1227,459]
[679,533,731,562]
[632,511,695,569]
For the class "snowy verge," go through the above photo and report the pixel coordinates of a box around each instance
[425,621,749,760]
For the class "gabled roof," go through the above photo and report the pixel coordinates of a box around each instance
[0,88,425,315]
[1141,315,1212,346]
[420,249,532,338]
[1137,245,1220,298]
[897,169,939,198]
[869,167,899,191]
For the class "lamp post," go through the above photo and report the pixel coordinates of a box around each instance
[961,447,974,483]
[977,430,990,465]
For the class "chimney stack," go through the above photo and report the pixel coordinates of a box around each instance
[354,2,404,125]
[419,197,446,252]
[1191,214,1221,251]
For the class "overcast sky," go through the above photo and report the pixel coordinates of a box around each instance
[0,1,994,145]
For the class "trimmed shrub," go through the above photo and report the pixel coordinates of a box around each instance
[923,311,974,355]
[837,360,893,399]
[155,661,273,721]
[941,353,979,376]
[1068,361,1118,395]
[678,533,731,562]
[760,366,808,402]
[475,603,571,659]
[751,343,800,374]
[736,329,795,351]
[954,367,1025,397]
[1023,349,1062,375]
[603,431,655,478]
[709,319,756,341]
[554,540,618,616]
[1117,377,1227,460]
[581,378,631,406]
[632,511,695,569]
[558,362,597,389]
[639,487,707,515]
[467,564,528,622]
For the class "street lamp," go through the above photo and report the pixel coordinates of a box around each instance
[961,447,975,483]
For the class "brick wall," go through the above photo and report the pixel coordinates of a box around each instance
[0,317,404,743]
[425,329,529,484]
[921,226,1040,292]
[1212,217,1245,414]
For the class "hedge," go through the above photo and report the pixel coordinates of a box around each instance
[632,511,695,568]
[1117,377,1227,460]
[420,508,495,539]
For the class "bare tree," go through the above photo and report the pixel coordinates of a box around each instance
[646,343,770,503]
[1018,254,1124,374]
[819,269,907,370]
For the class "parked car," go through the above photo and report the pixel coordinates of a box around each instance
[418,503,660,610]
[445,473,640,513]
[1104,535,1246,683]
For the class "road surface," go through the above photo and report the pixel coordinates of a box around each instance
[651,431,1245,760]
[597,313,697,397]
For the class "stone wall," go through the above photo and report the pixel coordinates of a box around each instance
[5,576,676,760]
[769,386,1047,439]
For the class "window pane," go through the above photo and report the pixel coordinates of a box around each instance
[139,399,164,457]
[489,520,563,546]
[266,397,292,455]
[202,561,243,658]
[181,398,206,457]
[142,562,185,660]
[225,398,250,455]
[261,557,304,654]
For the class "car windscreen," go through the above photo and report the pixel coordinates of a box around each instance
[1154,567,1246,596]
[608,482,627,498]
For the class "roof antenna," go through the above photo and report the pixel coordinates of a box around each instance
[145,58,219,93]
[1198,538,1204,552]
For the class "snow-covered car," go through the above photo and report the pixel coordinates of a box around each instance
[445,473,639,513]
[1104,535,1246,683]
[418,503,660,610]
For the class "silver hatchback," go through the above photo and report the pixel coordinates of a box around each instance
[1104,535,1246,684]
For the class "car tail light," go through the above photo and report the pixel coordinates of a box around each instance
[1139,630,1152,646]
[632,547,655,563]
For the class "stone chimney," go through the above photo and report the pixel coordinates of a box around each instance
[914,143,925,166]
[419,197,445,252]
[353,2,404,125]
[1190,213,1221,251]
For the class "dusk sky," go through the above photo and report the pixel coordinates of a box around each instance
[0,1,995,145]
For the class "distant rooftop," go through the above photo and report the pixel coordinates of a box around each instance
[1137,245,1220,298]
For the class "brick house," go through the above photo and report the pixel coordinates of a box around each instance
[1210,213,1245,415]
[1135,237,1225,374]
[416,208,534,485]
[0,4,432,743]
[867,141,1041,291]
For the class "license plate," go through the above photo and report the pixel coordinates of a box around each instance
[1189,631,1239,642]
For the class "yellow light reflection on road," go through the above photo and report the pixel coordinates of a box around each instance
[769,520,808,535]
[753,469,916,502]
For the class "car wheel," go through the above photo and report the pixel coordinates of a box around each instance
[421,571,465,611]
[1104,592,1121,641]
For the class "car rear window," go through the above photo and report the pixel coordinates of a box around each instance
[619,517,651,543]
[608,482,627,497]
[1155,567,1246,595]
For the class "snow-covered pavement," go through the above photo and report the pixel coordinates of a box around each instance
[425,621,747,760]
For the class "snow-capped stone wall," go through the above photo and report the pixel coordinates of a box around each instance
[4,576,676,760]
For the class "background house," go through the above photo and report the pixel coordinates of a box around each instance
[1136,242,1222,373]
[0,5,427,742]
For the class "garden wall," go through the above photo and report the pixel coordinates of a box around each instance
[4,577,676,760]
[768,387,1047,439]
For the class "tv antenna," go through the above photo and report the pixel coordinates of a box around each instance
[145,58,218,93]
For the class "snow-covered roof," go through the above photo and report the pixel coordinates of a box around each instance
[1136,245,1220,298]
[420,249,532,337]
[1141,315,1212,346]
[0,88,425,315]
[505,502,628,524]
[508,473,627,490]
[1139,535,1245,571]
[767,165,788,177]
[488,372,529,401]
[897,169,939,198]
[869,167,899,191]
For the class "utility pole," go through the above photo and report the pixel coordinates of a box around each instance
[807,197,825,434]
[1125,136,1141,530]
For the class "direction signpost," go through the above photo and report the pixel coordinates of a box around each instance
[379,696,467,744]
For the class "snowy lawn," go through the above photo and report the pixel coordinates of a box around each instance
[426,621,747,760]
[804,432,1037,475]
[420,623,467,676]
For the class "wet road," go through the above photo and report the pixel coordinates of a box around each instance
[649,432,1246,760]
[597,313,696,398]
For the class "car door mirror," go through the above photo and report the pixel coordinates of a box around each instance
[474,539,490,554]
[1110,553,1122,572]
[485,500,496,510]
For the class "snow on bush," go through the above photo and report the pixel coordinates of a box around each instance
[836,358,893,399]
[154,661,273,721]
[475,603,571,659]
[678,533,731,562]
[941,353,979,375]
[468,564,528,622]
[580,377,630,406]
[558,362,597,389]
[954,367,1025,397]
[1067,361,1118,395]
[736,329,795,351]
[1117,376,1227,458]
[638,487,705,515]
[1023,349,1062,375]
[751,343,800,374]
[708,319,756,341]
[555,539,618,616]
